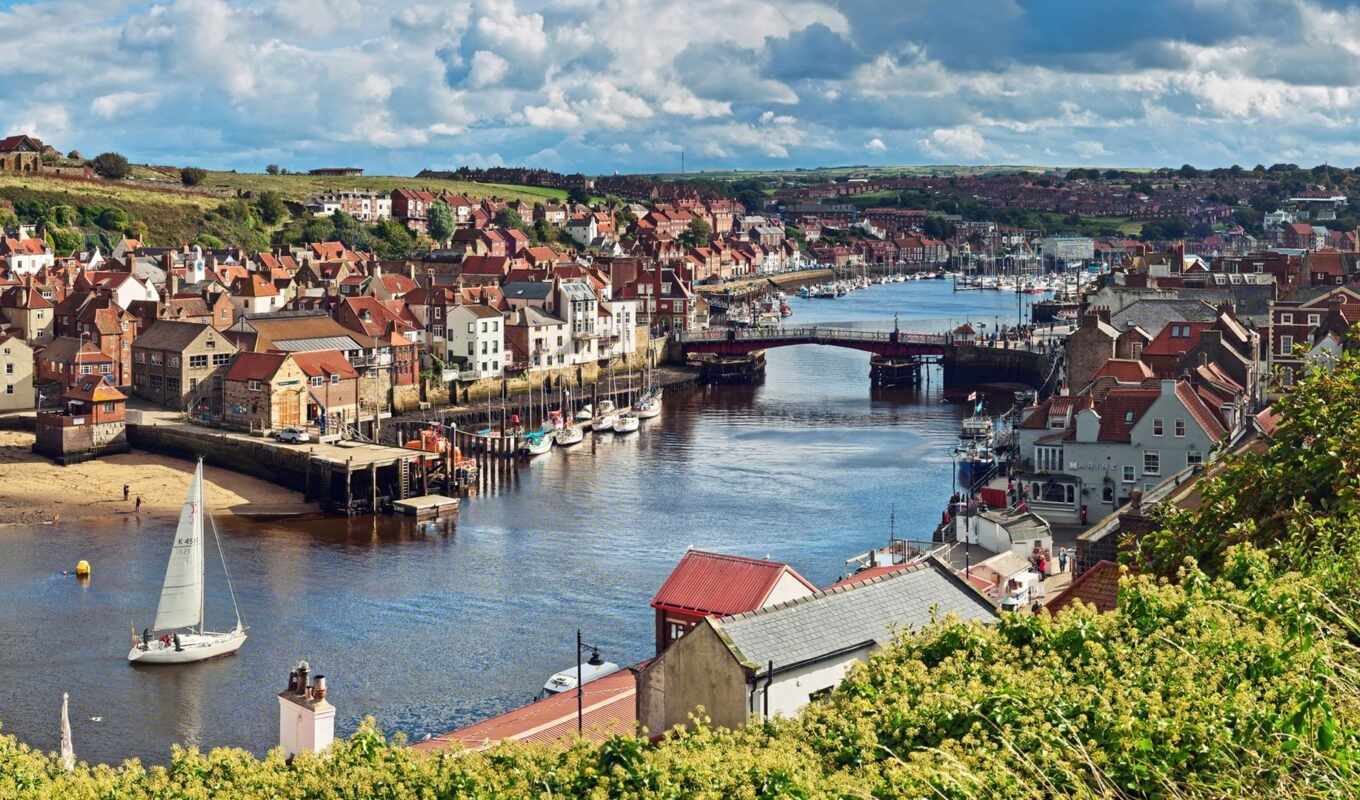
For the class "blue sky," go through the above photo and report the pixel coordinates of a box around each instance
[6,0,1360,175]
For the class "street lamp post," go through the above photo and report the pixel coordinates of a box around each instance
[576,629,604,736]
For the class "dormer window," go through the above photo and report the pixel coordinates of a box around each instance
[1124,411,1134,424]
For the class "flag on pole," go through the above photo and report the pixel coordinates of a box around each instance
[966,391,977,402]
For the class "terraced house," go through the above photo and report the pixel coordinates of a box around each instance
[131,320,237,414]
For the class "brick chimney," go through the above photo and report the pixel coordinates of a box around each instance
[278,660,335,758]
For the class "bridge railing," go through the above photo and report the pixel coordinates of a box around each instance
[678,326,953,345]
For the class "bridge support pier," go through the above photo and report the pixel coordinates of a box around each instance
[869,356,921,387]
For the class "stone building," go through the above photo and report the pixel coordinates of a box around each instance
[223,351,306,431]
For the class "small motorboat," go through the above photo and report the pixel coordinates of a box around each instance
[540,649,620,698]
[613,412,639,433]
[555,424,585,446]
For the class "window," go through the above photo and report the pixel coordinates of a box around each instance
[135,351,145,364]
[481,321,488,332]
[205,338,215,349]
[1186,451,1204,467]
[467,342,474,356]
[168,356,179,368]
[1280,313,1293,324]
[80,364,92,375]
[102,401,115,413]
[212,353,231,366]
[248,380,262,391]
[188,355,208,369]
[1143,450,1160,476]
[1124,410,1134,424]
[310,376,324,387]
[467,322,475,334]
[1174,419,1185,437]
[3,364,10,375]
[1122,465,1136,483]
[4,385,11,396]
[808,686,834,703]
[1102,484,1115,502]
[330,374,340,384]
[1308,314,1321,326]
[1152,418,1163,436]
[1035,446,1062,472]
[150,352,162,365]
[189,378,197,391]
[1279,335,1293,355]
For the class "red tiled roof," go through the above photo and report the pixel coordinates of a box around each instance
[650,550,814,616]
[1091,358,1153,382]
[1175,380,1228,440]
[63,374,125,403]
[1255,406,1281,437]
[414,667,638,752]
[1142,321,1212,358]
[292,349,358,380]
[827,563,915,590]
[226,351,290,382]
[231,274,278,298]
[1046,560,1120,615]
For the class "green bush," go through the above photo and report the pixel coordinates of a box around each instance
[90,152,129,180]
[180,167,208,186]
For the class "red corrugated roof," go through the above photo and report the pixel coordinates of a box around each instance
[1046,560,1120,614]
[414,667,638,752]
[650,550,814,616]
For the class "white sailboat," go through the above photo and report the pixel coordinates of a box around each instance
[129,460,247,665]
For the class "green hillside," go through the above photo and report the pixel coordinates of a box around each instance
[0,170,563,252]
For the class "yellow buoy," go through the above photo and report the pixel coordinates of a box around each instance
[74,560,90,578]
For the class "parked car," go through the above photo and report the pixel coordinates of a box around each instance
[274,427,311,444]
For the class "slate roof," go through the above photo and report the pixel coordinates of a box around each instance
[1046,560,1120,615]
[503,281,553,301]
[712,558,997,672]
[133,320,215,352]
[1110,299,1217,333]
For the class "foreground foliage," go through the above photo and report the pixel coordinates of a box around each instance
[5,348,1360,798]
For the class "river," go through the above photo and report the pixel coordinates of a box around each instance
[0,278,1044,765]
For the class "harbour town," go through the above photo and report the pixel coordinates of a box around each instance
[4,4,1360,793]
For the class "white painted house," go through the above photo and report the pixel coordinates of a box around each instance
[445,304,504,380]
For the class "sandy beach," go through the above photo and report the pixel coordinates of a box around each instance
[0,431,315,525]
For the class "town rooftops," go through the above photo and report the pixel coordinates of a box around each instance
[292,349,358,380]
[457,304,503,319]
[63,374,125,403]
[1046,560,1121,615]
[651,549,816,617]
[711,558,997,673]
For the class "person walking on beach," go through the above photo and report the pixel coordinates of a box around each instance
[123,484,129,501]
[134,496,142,514]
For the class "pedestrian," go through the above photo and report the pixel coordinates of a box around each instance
[135,496,142,514]
[1059,548,1069,573]
[123,484,129,501]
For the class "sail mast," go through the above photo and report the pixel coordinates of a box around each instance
[197,460,205,635]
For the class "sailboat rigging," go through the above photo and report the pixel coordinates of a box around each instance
[128,459,247,664]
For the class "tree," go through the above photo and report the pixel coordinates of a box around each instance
[427,201,455,244]
[66,150,81,161]
[679,217,711,248]
[95,208,130,231]
[370,219,416,259]
[265,164,281,175]
[255,191,286,225]
[91,152,130,180]
[180,167,207,186]
[531,218,555,245]
[494,208,526,230]
[567,186,590,206]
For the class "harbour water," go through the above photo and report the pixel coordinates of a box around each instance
[0,279,1044,765]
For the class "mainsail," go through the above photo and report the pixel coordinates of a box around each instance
[153,462,204,631]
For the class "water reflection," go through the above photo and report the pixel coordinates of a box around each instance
[0,280,1042,765]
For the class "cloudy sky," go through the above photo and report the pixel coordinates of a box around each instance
[5,0,1360,174]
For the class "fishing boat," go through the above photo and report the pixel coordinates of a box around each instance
[960,415,994,440]
[780,301,793,317]
[956,441,997,490]
[797,286,811,299]
[613,412,639,433]
[755,311,780,327]
[129,460,246,665]
[555,424,585,446]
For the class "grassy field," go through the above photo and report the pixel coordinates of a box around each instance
[0,170,568,247]
[128,168,567,204]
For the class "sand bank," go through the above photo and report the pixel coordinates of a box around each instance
[0,431,315,525]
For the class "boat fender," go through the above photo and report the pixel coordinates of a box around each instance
[74,560,91,578]
[173,633,182,652]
